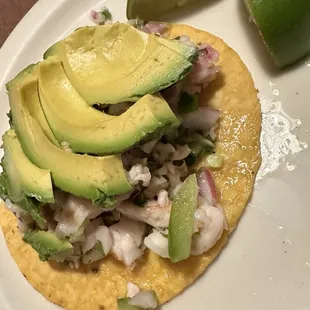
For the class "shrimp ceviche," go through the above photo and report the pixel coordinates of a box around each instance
[0,9,261,310]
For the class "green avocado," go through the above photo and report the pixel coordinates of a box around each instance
[2,129,54,203]
[168,174,198,263]
[44,23,196,104]
[6,65,60,147]
[244,0,310,68]
[23,230,73,261]
[157,36,198,63]
[37,58,180,154]
[7,72,132,201]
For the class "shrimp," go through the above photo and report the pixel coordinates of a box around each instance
[82,218,112,255]
[191,196,227,256]
[54,195,104,239]
[109,216,146,266]
[143,196,227,258]
[116,190,171,228]
[127,164,151,187]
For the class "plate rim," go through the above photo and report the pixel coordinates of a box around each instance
[0,0,66,87]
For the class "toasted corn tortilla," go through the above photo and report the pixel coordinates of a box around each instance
[0,24,261,310]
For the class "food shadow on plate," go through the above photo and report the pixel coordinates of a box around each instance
[159,0,224,22]
[237,0,310,77]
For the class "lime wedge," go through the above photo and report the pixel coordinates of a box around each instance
[244,0,310,68]
[127,0,193,20]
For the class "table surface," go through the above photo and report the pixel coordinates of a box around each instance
[0,0,37,47]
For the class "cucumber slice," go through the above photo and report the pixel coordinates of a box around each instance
[168,174,198,263]
[244,0,310,68]
[127,0,193,20]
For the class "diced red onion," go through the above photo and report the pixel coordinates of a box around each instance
[90,10,105,24]
[197,168,217,205]
[90,10,99,20]
[197,44,219,62]
[142,22,168,35]
[188,45,220,85]
[182,107,220,131]
[189,55,219,85]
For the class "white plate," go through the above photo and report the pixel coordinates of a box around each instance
[0,0,309,309]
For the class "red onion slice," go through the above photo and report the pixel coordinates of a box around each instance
[197,168,217,205]
[182,107,220,131]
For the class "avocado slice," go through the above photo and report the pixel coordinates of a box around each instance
[157,36,198,63]
[168,174,198,263]
[6,65,60,147]
[7,73,132,201]
[23,230,73,261]
[2,129,54,203]
[0,170,46,227]
[37,58,180,154]
[244,0,310,68]
[44,23,196,104]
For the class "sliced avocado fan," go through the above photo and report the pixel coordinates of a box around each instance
[6,72,132,202]
[44,23,197,104]
[37,57,180,155]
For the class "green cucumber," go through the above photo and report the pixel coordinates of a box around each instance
[168,174,198,262]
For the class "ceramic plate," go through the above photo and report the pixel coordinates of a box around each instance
[0,0,309,309]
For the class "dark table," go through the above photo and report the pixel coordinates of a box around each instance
[0,0,38,47]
